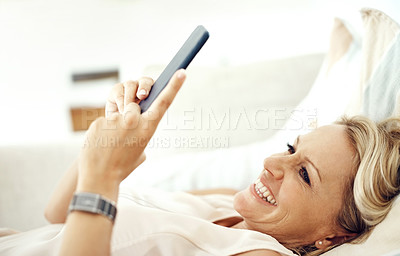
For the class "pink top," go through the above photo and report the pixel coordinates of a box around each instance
[0,186,296,256]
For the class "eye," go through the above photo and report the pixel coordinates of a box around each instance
[299,167,311,185]
[287,143,295,154]
[287,143,311,186]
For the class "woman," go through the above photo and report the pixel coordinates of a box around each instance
[1,70,399,256]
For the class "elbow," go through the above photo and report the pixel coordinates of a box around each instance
[44,205,66,224]
[44,206,56,223]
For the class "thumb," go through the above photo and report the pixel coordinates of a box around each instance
[144,69,186,123]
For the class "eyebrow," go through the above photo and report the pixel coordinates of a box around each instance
[295,136,322,182]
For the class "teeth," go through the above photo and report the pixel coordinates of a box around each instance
[254,180,277,206]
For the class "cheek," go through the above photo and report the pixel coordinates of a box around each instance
[276,181,314,220]
[279,183,329,227]
[277,178,303,201]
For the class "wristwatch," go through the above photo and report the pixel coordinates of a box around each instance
[68,192,117,222]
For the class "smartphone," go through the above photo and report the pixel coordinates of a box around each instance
[139,25,209,113]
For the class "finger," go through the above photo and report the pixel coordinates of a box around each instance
[136,77,154,101]
[105,100,118,118]
[123,102,141,128]
[136,152,146,166]
[145,69,186,123]
[123,80,139,108]
[107,83,125,115]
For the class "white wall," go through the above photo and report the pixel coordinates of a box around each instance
[0,0,367,146]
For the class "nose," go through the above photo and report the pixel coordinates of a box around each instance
[263,155,292,180]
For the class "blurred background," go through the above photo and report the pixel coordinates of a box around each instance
[0,0,366,146]
[0,0,377,231]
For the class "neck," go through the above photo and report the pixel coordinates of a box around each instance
[231,220,247,229]
[213,216,243,228]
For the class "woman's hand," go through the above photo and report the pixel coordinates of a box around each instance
[46,74,155,223]
[77,69,186,201]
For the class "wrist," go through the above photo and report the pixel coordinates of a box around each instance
[77,176,120,202]
[77,161,122,201]
[68,192,117,223]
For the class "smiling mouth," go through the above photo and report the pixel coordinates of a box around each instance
[254,178,277,206]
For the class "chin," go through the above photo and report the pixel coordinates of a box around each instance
[233,188,248,213]
[233,185,259,217]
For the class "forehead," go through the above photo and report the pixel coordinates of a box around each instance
[300,124,355,185]
[301,124,349,148]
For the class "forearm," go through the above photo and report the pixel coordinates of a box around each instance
[59,211,114,256]
[59,170,120,256]
[45,158,79,223]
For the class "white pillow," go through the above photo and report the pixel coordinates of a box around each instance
[293,17,362,126]
[323,197,400,256]
[358,8,400,121]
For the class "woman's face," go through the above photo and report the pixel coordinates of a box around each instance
[233,124,355,247]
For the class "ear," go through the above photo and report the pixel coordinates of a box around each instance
[315,231,358,250]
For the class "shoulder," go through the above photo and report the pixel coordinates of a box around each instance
[234,249,282,256]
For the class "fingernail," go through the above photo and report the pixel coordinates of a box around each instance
[139,89,147,96]
[177,69,186,79]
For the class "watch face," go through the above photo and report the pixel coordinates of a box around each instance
[76,195,98,207]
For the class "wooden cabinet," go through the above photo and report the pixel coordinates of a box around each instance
[69,69,118,131]
[70,107,105,131]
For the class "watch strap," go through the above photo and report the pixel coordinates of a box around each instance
[69,192,117,222]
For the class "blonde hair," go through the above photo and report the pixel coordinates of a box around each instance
[296,116,400,256]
